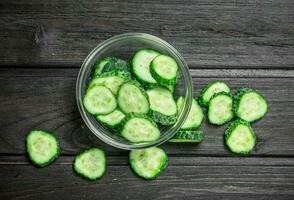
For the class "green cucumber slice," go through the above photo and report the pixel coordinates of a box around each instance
[129,147,168,180]
[94,57,129,76]
[83,85,117,115]
[169,130,204,143]
[26,130,59,167]
[96,109,126,128]
[74,148,106,180]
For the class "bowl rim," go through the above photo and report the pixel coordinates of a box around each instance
[76,32,193,150]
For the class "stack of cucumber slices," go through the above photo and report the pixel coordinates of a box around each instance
[25,49,268,181]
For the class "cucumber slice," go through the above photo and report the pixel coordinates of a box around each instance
[177,97,204,130]
[117,80,149,114]
[83,85,117,115]
[96,109,126,128]
[120,114,160,143]
[146,86,177,125]
[150,54,178,85]
[233,88,268,122]
[225,119,256,155]
[74,148,106,181]
[94,57,129,76]
[169,130,204,143]
[198,81,230,107]
[89,70,131,95]
[26,130,59,167]
[208,92,234,125]
[129,147,168,180]
[131,49,160,86]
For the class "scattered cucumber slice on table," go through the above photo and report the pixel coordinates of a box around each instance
[198,81,230,107]
[26,130,59,167]
[208,92,234,125]
[177,96,204,130]
[225,119,256,155]
[169,130,204,143]
[129,147,168,180]
[94,57,129,75]
[74,148,106,181]
[147,86,178,125]
[233,88,268,123]
[117,80,149,114]
[131,49,160,87]
[83,85,117,115]
[150,54,178,86]
[120,114,160,143]
[96,109,126,128]
[89,70,131,95]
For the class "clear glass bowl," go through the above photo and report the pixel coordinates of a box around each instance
[76,33,192,150]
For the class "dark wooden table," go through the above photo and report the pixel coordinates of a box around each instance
[1,0,294,199]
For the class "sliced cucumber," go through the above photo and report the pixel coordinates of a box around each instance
[198,81,230,107]
[150,54,178,85]
[74,148,106,180]
[225,119,256,155]
[233,88,268,122]
[94,57,112,76]
[177,97,204,130]
[131,49,160,86]
[83,85,117,115]
[147,86,177,125]
[117,80,149,114]
[26,130,59,167]
[89,70,131,95]
[169,130,204,143]
[208,92,234,125]
[129,147,168,180]
[120,114,160,143]
[96,109,126,128]
[94,57,129,76]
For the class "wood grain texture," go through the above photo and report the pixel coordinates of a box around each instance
[0,68,293,156]
[0,156,293,200]
[0,0,294,68]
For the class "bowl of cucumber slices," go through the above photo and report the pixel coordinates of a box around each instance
[76,33,193,150]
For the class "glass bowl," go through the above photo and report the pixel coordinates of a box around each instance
[76,33,192,150]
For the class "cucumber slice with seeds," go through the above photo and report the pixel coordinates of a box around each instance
[96,109,126,128]
[117,81,149,114]
[129,147,168,180]
[147,86,177,125]
[208,92,234,125]
[120,114,160,143]
[225,119,256,155]
[150,54,178,85]
[26,130,59,167]
[233,88,268,122]
[177,97,204,130]
[198,81,230,107]
[74,148,106,181]
[83,85,117,115]
[89,70,131,95]
[169,130,204,143]
[131,49,160,86]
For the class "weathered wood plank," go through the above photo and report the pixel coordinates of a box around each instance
[0,0,293,68]
[0,156,293,200]
[0,68,293,156]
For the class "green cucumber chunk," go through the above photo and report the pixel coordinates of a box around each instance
[96,109,126,128]
[147,86,177,125]
[233,88,268,122]
[129,147,168,180]
[131,49,160,86]
[150,54,178,85]
[117,81,149,114]
[208,92,234,125]
[94,57,129,76]
[169,130,204,143]
[120,114,160,143]
[26,130,59,167]
[74,148,106,180]
[198,81,230,107]
[83,85,117,115]
[177,97,204,129]
[225,119,256,155]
